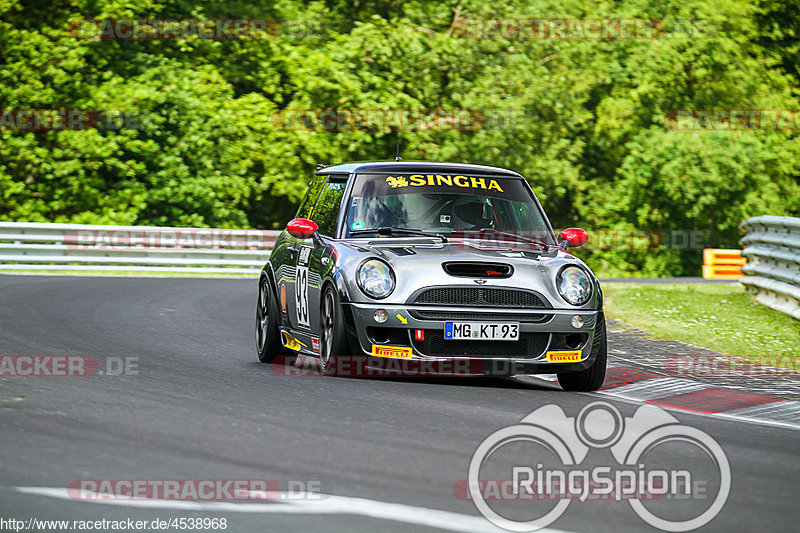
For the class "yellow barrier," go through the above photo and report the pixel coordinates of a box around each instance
[702,248,746,280]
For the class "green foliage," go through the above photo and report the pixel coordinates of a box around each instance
[603,282,800,358]
[0,0,797,275]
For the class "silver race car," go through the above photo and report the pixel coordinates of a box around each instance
[256,161,606,391]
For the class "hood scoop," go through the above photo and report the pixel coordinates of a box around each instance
[443,262,513,278]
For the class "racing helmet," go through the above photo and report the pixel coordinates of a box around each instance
[452,196,492,229]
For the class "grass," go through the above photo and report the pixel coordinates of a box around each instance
[602,282,800,363]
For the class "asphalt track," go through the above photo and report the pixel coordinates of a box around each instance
[1,276,798,532]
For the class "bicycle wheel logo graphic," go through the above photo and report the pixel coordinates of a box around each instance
[468,401,730,532]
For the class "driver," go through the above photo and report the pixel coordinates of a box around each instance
[451,197,493,230]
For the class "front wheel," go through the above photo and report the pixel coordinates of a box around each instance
[319,284,348,374]
[557,312,607,392]
[255,274,283,363]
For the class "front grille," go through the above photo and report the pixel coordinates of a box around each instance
[413,330,550,358]
[410,310,553,323]
[412,287,548,308]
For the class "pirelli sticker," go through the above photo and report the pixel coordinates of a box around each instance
[371,344,413,359]
[546,350,582,363]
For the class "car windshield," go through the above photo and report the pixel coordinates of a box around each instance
[343,172,556,245]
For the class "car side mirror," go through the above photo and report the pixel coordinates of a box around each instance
[287,218,319,239]
[558,228,588,249]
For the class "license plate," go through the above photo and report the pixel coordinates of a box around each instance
[444,322,519,340]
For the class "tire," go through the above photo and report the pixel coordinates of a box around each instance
[319,284,348,374]
[557,312,607,392]
[255,274,283,363]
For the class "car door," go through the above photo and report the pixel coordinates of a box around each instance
[304,176,349,340]
[282,174,326,333]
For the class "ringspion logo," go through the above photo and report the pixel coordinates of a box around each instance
[464,401,729,531]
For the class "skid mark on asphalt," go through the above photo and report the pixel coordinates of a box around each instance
[13,487,573,533]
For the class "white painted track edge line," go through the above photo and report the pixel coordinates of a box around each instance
[13,487,575,533]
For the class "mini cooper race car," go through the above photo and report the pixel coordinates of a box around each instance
[256,161,606,391]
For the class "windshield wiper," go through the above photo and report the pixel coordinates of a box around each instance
[350,227,448,243]
[472,229,554,249]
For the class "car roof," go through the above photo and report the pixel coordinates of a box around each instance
[316,161,523,177]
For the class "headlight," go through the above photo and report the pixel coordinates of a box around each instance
[357,259,395,299]
[557,266,593,306]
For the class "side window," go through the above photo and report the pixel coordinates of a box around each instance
[295,175,327,219]
[311,179,348,237]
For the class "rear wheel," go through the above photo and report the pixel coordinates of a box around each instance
[256,274,283,363]
[557,312,607,392]
[319,284,348,374]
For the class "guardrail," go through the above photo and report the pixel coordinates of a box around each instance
[0,222,279,275]
[739,215,800,319]
[702,248,745,280]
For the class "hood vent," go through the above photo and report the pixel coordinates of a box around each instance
[442,262,513,278]
[388,247,416,256]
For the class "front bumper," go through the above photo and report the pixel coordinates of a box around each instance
[343,302,602,376]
